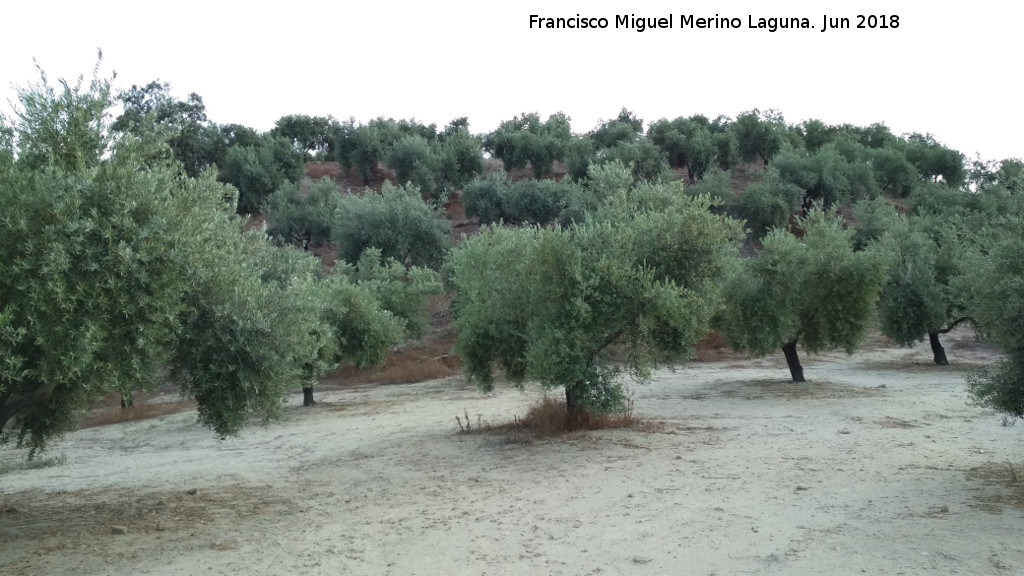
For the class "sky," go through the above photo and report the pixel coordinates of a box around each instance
[1,1,1020,161]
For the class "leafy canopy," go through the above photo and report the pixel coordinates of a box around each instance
[448,180,740,413]
[716,208,888,363]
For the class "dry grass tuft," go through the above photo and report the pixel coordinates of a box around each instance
[504,396,638,437]
[694,331,736,362]
[454,409,488,433]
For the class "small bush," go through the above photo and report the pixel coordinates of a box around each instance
[462,174,586,226]
[462,172,508,224]
[387,134,434,184]
[220,135,304,213]
[333,182,452,269]
[734,168,803,238]
[264,177,342,249]
[599,139,673,183]
[510,396,637,436]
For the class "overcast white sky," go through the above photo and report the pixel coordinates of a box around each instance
[1,1,1019,161]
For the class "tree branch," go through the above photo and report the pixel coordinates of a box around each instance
[938,316,974,335]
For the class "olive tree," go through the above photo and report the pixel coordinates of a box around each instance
[589,108,644,150]
[646,117,718,181]
[111,79,214,178]
[716,208,888,382]
[731,109,788,166]
[483,112,573,178]
[271,114,336,160]
[0,58,405,452]
[291,268,405,407]
[965,217,1024,420]
[385,128,483,208]
[461,173,586,227]
[732,168,804,238]
[0,62,311,448]
[771,144,879,209]
[598,139,674,183]
[872,220,971,365]
[263,177,342,249]
[332,181,452,269]
[448,182,740,416]
[219,134,305,213]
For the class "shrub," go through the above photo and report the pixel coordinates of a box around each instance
[599,139,673,183]
[733,168,804,238]
[220,135,304,212]
[386,134,434,184]
[461,172,508,225]
[461,173,587,226]
[333,181,452,269]
[483,112,573,178]
[264,177,342,249]
[435,127,484,191]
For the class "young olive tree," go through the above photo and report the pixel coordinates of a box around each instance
[448,182,740,416]
[965,217,1024,420]
[716,208,888,382]
[271,114,337,160]
[219,134,305,213]
[332,181,452,270]
[483,112,573,178]
[872,217,972,365]
[263,177,342,249]
[292,270,405,407]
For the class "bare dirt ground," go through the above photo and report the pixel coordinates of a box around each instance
[2,328,1023,576]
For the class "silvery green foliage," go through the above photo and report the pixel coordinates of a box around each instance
[0,59,407,451]
[461,172,590,227]
[333,181,452,270]
[264,177,343,249]
[343,248,443,339]
[448,182,740,413]
[966,218,1024,420]
[733,168,803,238]
[872,223,949,346]
[716,208,888,369]
[220,134,304,213]
[483,112,573,179]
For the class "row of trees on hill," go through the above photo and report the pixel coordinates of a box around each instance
[107,81,486,213]
[103,84,990,238]
[5,57,1024,458]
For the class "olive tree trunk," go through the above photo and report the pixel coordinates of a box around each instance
[781,340,805,382]
[928,332,949,366]
[565,382,583,416]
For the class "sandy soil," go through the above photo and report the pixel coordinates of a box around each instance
[2,328,1023,576]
